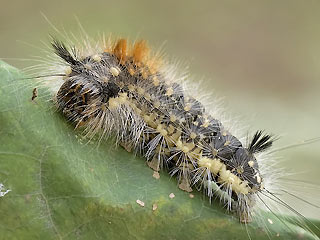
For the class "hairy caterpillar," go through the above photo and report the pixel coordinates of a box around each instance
[25,32,319,238]
[50,37,269,221]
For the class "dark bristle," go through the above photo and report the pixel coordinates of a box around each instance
[248,130,274,154]
[51,38,79,65]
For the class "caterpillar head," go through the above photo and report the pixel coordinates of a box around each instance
[201,130,273,194]
[230,130,274,193]
[214,131,273,222]
[231,131,274,193]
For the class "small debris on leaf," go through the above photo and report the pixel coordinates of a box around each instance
[136,199,145,207]
[31,88,38,101]
[0,183,10,197]
[152,203,158,211]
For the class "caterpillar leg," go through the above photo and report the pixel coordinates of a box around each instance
[174,165,193,193]
[120,141,133,152]
[240,211,252,223]
[147,155,161,171]
[178,176,193,192]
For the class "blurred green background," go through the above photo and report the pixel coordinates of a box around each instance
[1,0,319,219]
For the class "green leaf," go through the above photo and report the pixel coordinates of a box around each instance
[0,60,318,240]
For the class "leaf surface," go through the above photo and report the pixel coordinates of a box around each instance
[0,61,318,240]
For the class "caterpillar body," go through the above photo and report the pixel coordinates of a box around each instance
[50,37,271,221]
[30,35,319,237]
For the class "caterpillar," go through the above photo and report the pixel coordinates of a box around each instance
[52,37,268,220]
[27,33,319,238]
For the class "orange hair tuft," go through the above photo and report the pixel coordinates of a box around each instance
[132,40,149,64]
[113,39,127,64]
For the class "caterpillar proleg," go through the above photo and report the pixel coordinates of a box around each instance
[24,31,319,239]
